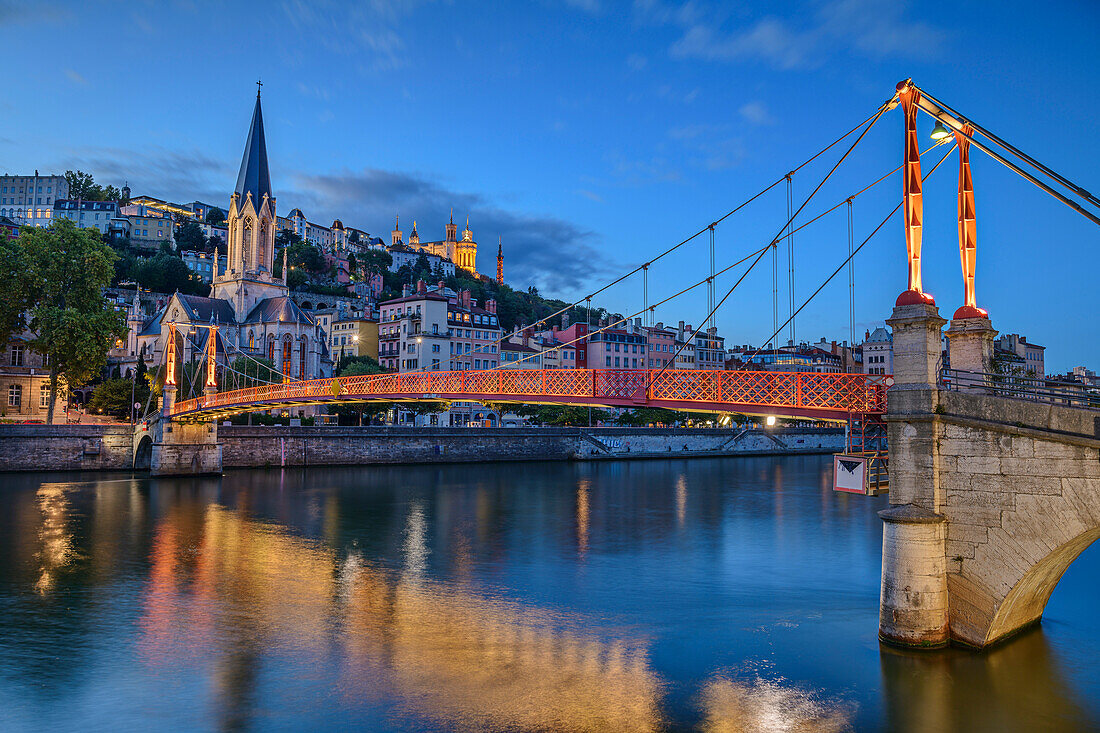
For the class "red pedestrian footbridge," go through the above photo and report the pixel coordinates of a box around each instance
[170,368,890,421]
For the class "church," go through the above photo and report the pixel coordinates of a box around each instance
[391,211,478,275]
[136,89,332,387]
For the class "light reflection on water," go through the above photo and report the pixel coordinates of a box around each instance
[0,457,1097,732]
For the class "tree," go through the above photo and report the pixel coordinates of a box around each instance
[88,377,149,419]
[174,220,206,251]
[205,207,226,226]
[18,219,128,422]
[515,404,608,426]
[64,170,97,199]
[64,170,121,202]
[0,233,32,343]
[360,249,393,276]
[131,253,207,295]
[223,356,279,392]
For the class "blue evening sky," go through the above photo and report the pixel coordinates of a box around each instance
[2,1,1097,371]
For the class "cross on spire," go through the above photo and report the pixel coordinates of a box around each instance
[256,79,263,98]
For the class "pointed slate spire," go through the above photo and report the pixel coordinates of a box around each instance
[234,86,272,205]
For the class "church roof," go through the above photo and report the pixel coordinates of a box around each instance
[243,296,315,326]
[234,93,272,205]
[176,293,237,324]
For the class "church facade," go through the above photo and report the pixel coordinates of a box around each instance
[136,90,332,389]
[390,212,477,275]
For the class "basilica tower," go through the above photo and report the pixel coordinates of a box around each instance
[211,86,287,316]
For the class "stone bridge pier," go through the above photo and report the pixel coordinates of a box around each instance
[880,302,1100,649]
[137,384,222,476]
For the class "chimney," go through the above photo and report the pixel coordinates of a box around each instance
[865,329,870,341]
[678,320,685,334]
[562,312,570,329]
[460,289,471,309]
[416,279,426,294]
[438,280,445,291]
[402,283,411,297]
[486,298,497,314]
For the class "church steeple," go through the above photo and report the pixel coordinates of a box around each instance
[496,237,503,285]
[446,208,457,242]
[234,84,272,205]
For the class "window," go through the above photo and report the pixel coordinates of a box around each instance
[40,384,50,408]
[8,384,21,407]
[10,344,24,366]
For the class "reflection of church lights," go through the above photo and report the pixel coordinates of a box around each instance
[576,479,590,557]
[676,475,688,526]
[402,502,429,579]
[34,483,77,593]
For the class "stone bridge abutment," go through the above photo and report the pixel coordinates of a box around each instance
[880,302,1100,649]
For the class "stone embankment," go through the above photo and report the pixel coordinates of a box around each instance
[0,424,844,472]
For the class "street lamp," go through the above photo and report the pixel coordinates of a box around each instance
[930,120,951,141]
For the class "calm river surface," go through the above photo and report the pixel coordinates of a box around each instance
[1,456,1098,731]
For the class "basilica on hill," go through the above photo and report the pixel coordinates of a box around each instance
[136,89,332,384]
[390,211,478,275]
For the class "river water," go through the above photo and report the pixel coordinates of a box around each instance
[1,456,1097,731]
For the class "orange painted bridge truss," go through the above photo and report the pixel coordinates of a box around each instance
[170,369,889,421]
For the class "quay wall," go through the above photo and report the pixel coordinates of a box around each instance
[0,424,845,472]
[218,426,845,468]
[0,425,135,472]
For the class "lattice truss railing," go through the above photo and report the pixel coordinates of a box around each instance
[172,369,888,417]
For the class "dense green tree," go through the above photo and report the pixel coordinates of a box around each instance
[63,170,122,201]
[515,404,609,426]
[88,377,150,419]
[275,227,302,250]
[18,219,127,422]
[131,253,207,295]
[359,249,393,276]
[174,220,206,251]
[64,170,96,199]
[0,233,32,343]
[205,207,226,225]
[222,356,279,392]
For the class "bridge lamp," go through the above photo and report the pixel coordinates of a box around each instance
[930,119,951,141]
[765,415,777,427]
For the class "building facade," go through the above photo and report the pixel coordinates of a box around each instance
[0,172,68,227]
[862,327,894,375]
[52,199,119,234]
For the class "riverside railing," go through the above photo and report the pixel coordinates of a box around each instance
[942,368,1100,412]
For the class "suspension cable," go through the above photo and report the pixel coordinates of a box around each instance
[459,106,889,361]
[915,85,1100,210]
[496,129,907,372]
[748,140,958,364]
[652,95,897,383]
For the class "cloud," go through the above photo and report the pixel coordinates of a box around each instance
[652,0,946,69]
[64,69,87,85]
[280,0,439,71]
[575,189,603,203]
[738,100,773,125]
[626,53,648,70]
[53,146,233,204]
[0,1,69,26]
[288,168,616,294]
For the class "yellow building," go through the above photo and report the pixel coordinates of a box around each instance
[330,316,379,362]
[391,211,477,275]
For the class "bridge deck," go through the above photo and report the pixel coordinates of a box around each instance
[171,369,889,421]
